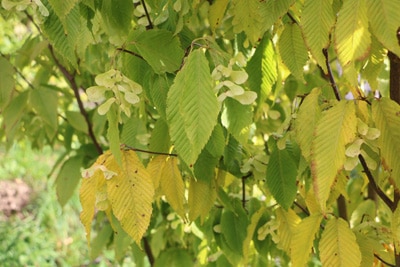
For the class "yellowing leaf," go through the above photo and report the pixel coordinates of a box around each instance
[106,150,154,244]
[80,152,113,244]
[208,0,229,33]
[301,0,335,72]
[160,157,186,218]
[392,204,400,252]
[319,217,361,267]
[372,98,400,186]
[295,88,322,161]
[291,214,323,267]
[276,207,301,254]
[278,23,309,81]
[335,0,370,66]
[188,177,217,223]
[147,155,168,191]
[311,101,357,211]
[367,0,400,57]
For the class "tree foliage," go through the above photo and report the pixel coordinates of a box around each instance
[1,0,400,266]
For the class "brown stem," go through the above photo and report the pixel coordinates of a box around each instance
[241,172,252,210]
[143,237,154,266]
[48,45,103,155]
[388,51,400,105]
[322,48,341,101]
[122,145,178,157]
[358,155,394,211]
[116,48,144,60]
[140,0,153,29]
[337,195,347,221]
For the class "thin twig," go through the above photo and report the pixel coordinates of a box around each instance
[322,48,341,101]
[358,154,394,211]
[374,253,395,267]
[143,237,154,266]
[123,144,178,157]
[116,48,144,60]
[293,201,310,216]
[0,53,35,90]
[140,0,153,29]
[48,45,103,155]
[241,172,252,210]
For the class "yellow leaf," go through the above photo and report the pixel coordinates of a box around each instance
[106,150,154,244]
[208,0,229,33]
[311,101,357,212]
[80,152,112,245]
[160,156,186,218]
[276,207,301,254]
[392,206,400,252]
[188,177,217,223]
[372,98,400,187]
[147,155,168,191]
[335,0,370,66]
[291,214,323,267]
[295,88,322,161]
[319,217,361,267]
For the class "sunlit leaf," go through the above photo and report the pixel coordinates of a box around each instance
[311,101,357,211]
[301,0,335,72]
[319,217,361,267]
[335,0,370,66]
[167,49,219,167]
[276,207,301,254]
[372,98,400,186]
[291,214,323,267]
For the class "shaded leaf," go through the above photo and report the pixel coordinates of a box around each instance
[56,155,83,206]
[134,29,184,74]
[188,177,217,223]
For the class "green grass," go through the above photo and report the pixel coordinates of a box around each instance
[0,142,91,266]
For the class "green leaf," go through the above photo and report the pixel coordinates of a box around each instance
[372,98,400,187]
[121,117,147,149]
[90,223,113,260]
[311,101,357,211]
[266,147,298,210]
[193,148,218,183]
[167,49,220,166]
[0,57,14,110]
[220,209,248,256]
[278,23,308,81]
[319,217,362,267]
[42,1,78,68]
[335,0,370,66]
[301,0,335,72]
[246,37,277,109]
[149,75,171,118]
[56,155,83,206]
[295,88,322,161]
[221,97,253,143]
[149,118,171,153]
[154,248,194,267]
[205,124,225,158]
[48,0,79,20]
[134,29,185,74]
[367,0,400,57]
[30,87,58,136]
[291,214,323,267]
[107,106,122,166]
[66,111,88,134]
[100,0,133,39]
